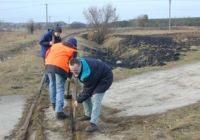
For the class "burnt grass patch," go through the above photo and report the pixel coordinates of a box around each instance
[82,32,200,68]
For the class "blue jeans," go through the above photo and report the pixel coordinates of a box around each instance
[47,73,65,112]
[82,93,105,125]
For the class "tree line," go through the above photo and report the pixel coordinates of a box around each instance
[0,3,199,44]
[116,16,200,28]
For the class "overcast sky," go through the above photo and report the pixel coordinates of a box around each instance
[0,0,199,23]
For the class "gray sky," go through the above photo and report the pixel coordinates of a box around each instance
[0,0,199,23]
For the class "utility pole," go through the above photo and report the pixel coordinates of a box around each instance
[169,0,171,30]
[49,16,51,23]
[46,3,48,27]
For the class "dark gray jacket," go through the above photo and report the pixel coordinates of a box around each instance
[77,58,113,103]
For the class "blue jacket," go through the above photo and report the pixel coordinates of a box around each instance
[76,58,113,103]
[39,29,62,58]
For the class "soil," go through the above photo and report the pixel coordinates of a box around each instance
[11,61,200,140]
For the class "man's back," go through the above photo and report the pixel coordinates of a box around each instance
[39,29,62,58]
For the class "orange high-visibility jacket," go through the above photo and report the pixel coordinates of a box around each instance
[45,43,77,76]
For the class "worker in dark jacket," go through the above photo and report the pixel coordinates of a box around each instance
[69,57,113,132]
[40,26,62,85]
[45,37,77,120]
[39,26,62,59]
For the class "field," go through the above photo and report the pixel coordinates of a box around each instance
[1,28,200,140]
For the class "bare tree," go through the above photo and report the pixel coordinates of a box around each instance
[27,20,34,34]
[83,4,118,44]
[137,14,149,27]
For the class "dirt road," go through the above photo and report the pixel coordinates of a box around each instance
[92,61,200,140]
[9,61,200,140]
[41,61,200,140]
[104,61,200,117]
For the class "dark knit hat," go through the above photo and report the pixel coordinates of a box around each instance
[54,26,62,33]
[63,37,77,48]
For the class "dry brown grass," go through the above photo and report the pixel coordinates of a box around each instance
[0,31,42,95]
[0,29,84,96]
[112,28,200,36]
[0,45,43,95]
[0,31,40,52]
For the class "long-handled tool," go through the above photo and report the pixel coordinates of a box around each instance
[65,78,77,131]
[64,79,74,131]
[65,78,81,140]
[72,78,78,131]
[72,78,81,140]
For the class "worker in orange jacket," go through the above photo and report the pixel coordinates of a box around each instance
[45,37,77,120]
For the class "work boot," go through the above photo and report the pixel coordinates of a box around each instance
[85,123,98,132]
[56,112,69,120]
[52,103,55,111]
[78,115,91,121]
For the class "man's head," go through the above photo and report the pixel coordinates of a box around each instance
[54,26,62,37]
[69,58,81,77]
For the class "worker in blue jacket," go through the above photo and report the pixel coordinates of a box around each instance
[39,26,62,85]
[39,26,62,59]
[69,57,113,132]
